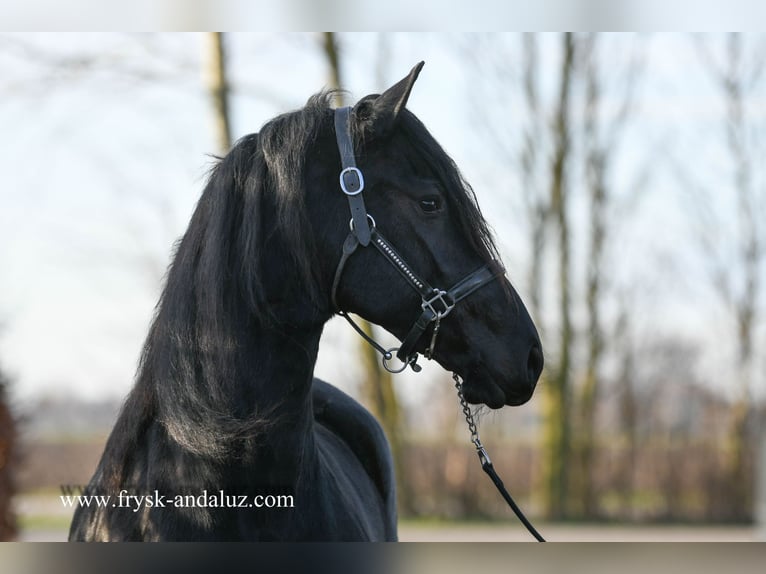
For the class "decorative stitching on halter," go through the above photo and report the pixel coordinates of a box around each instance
[374,235,424,290]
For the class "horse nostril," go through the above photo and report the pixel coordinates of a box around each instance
[527,344,544,385]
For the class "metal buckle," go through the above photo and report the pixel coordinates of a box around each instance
[422,289,455,318]
[339,167,365,196]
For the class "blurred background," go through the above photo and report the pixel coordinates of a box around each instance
[0,32,765,541]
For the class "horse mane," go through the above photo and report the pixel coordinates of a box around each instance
[108,90,500,467]
[102,94,334,467]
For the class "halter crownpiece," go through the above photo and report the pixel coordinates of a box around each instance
[335,107,372,247]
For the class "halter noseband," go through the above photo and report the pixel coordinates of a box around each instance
[330,106,505,373]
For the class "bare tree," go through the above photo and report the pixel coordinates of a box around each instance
[464,33,582,519]
[461,32,576,520]
[541,33,577,520]
[693,33,765,520]
[612,306,638,518]
[573,35,608,518]
[571,34,641,518]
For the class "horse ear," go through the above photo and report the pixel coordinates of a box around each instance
[356,61,424,136]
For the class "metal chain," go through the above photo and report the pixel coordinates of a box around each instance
[452,372,477,441]
[452,372,491,465]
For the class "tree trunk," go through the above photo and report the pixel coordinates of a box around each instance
[614,310,638,519]
[323,32,343,104]
[203,32,232,154]
[542,32,576,521]
[574,35,607,519]
[0,373,17,541]
[694,33,763,521]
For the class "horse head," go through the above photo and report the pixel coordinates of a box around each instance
[302,63,544,409]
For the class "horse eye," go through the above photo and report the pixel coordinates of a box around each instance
[419,197,441,213]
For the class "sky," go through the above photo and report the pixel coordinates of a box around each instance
[0,33,764,409]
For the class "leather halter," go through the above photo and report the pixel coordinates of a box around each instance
[331,106,505,373]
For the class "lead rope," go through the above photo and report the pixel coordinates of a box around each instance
[452,373,546,542]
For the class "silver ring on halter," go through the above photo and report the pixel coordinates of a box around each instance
[382,347,412,374]
[349,214,376,232]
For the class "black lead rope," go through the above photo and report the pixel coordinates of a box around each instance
[453,373,546,542]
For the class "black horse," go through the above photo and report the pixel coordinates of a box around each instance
[69,63,543,541]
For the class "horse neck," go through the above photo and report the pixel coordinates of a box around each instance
[146,290,327,483]
[230,321,324,480]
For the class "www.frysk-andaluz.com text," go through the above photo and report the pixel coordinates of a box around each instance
[59,486,295,512]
